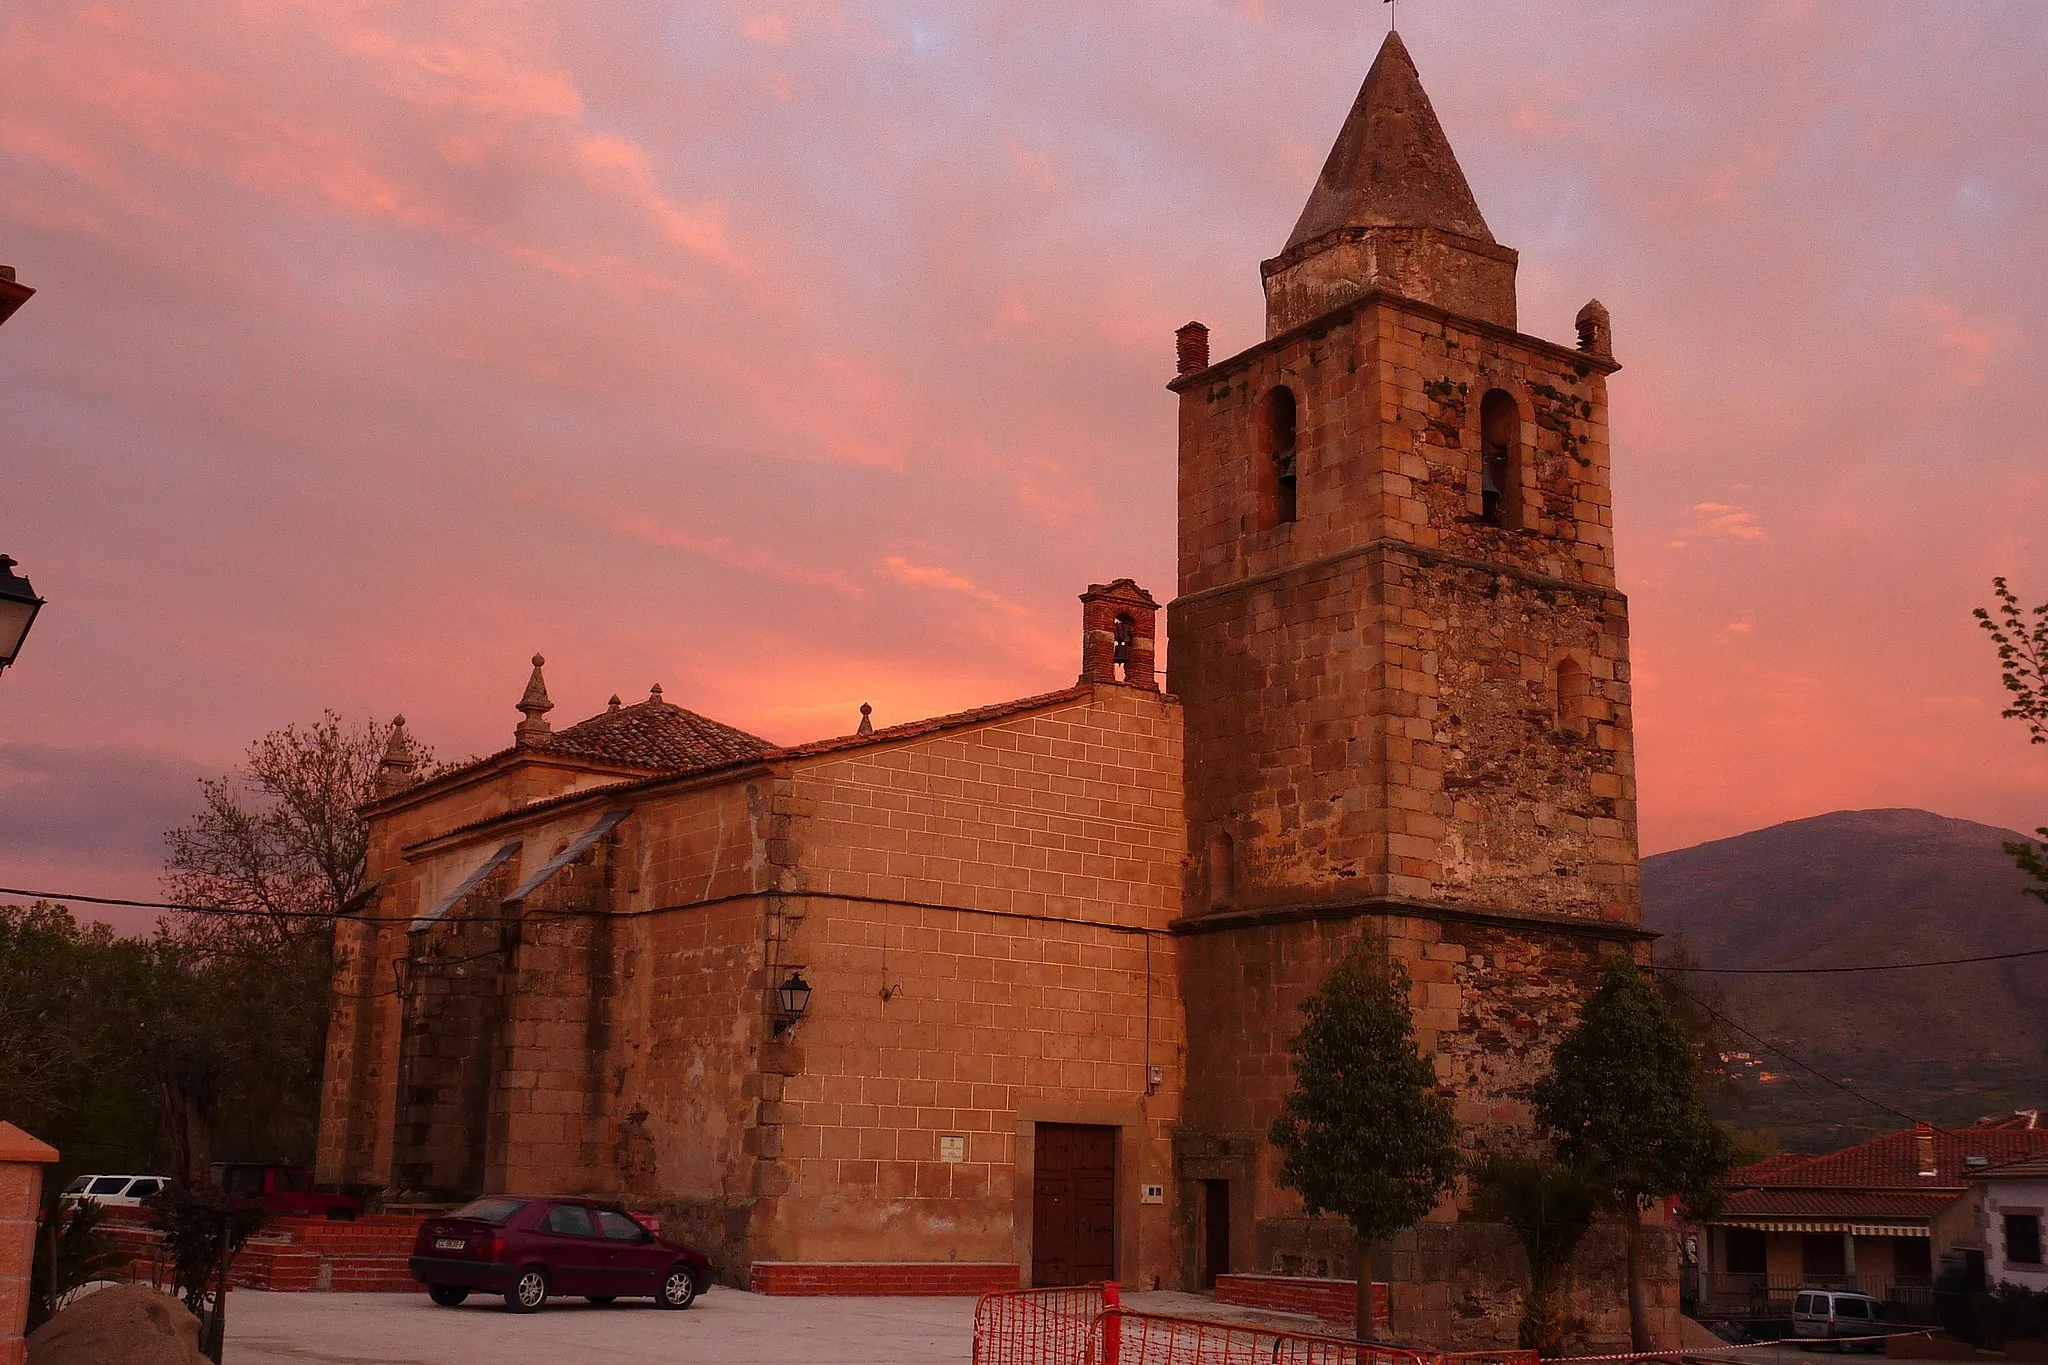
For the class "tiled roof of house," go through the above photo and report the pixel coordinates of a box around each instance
[537,696,774,771]
[1975,1153,2048,1180]
[1718,1189,1957,1220]
[1732,1126,2048,1193]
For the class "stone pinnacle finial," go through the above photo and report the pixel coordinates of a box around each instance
[515,654,554,745]
[1284,30,1493,251]
[649,683,664,704]
[375,714,418,797]
[857,702,873,737]
[608,694,622,713]
[1575,298,1613,360]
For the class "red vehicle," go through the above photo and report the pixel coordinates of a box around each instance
[408,1196,712,1313]
[213,1162,361,1221]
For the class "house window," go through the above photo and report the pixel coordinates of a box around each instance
[1894,1237,1932,1280]
[1724,1228,1767,1276]
[1801,1233,1846,1280]
[1261,387,1299,528]
[1479,389,1521,529]
[2007,1213,2044,1267]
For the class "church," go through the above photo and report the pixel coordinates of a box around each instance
[316,32,1675,1348]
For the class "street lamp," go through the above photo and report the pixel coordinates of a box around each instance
[0,557,45,673]
[772,970,812,1036]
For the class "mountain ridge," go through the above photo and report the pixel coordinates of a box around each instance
[1641,807,2048,1151]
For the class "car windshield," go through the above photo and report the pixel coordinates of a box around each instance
[87,1177,130,1195]
[275,1169,312,1193]
[450,1197,528,1225]
[64,1177,90,1194]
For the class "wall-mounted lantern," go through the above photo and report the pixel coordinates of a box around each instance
[772,970,812,1036]
[0,557,45,674]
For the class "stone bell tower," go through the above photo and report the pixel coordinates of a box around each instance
[1167,31,1669,1349]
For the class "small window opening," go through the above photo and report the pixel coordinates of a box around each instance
[1263,387,1299,527]
[1207,829,1235,909]
[1479,389,1520,529]
[1554,658,1589,738]
[1112,613,1135,683]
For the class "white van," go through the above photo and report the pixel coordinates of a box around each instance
[58,1174,171,1210]
[1792,1288,1885,1350]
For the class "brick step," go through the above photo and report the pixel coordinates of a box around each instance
[1213,1274,1389,1335]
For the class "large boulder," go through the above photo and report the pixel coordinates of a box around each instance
[26,1284,205,1365]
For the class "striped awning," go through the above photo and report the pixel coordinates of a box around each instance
[1717,1220,1929,1237]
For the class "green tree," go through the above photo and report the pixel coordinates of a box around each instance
[1269,937,1462,1340]
[1534,955,1735,1351]
[0,901,159,1182]
[1975,577,2048,904]
[1470,1154,1602,1357]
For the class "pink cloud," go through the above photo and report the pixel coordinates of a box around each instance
[2,0,2045,904]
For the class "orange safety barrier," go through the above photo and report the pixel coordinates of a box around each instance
[1090,1308,1445,1365]
[972,1282,1116,1365]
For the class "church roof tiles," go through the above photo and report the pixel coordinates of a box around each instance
[536,694,774,771]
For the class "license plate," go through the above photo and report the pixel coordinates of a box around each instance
[434,1238,465,1251]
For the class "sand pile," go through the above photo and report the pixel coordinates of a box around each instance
[26,1283,207,1365]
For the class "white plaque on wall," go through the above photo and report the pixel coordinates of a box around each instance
[939,1135,966,1163]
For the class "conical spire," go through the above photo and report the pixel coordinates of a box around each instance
[515,654,554,745]
[375,715,418,797]
[1285,31,1493,251]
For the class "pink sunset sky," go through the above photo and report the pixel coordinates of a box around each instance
[2,1,2044,921]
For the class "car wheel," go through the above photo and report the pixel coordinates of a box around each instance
[586,1296,616,1307]
[427,1285,468,1308]
[656,1267,698,1310]
[504,1267,550,1313]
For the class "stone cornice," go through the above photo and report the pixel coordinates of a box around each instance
[1169,893,1655,943]
[1166,287,1620,395]
[1169,537,1627,613]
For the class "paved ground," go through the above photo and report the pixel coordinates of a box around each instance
[222,1286,1303,1364]
[226,1287,981,1364]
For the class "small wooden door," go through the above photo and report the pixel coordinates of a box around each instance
[1031,1124,1116,1286]
[1202,1179,1231,1287]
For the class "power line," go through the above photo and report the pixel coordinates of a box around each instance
[1657,975,1922,1125]
[1655,945,2048,974]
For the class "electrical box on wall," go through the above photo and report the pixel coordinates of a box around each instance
[1141,1184,1165,1204]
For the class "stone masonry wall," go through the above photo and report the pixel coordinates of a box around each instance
[1171,286,1656,1346]
[1173,295,1616,603]
[388,858,518,1196]
[319,755,660,1192]
[1176,911,1667,1348]
[488,833,623,1195]
[584,779,776,1278]
[757,684,1187,1287]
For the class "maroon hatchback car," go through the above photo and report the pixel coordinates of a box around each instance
[408,1196,713,1313]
